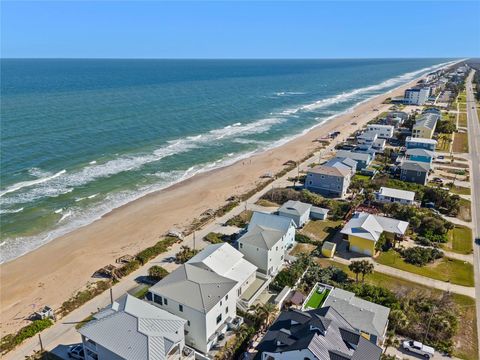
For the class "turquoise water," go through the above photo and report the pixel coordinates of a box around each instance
[0,59,452,262]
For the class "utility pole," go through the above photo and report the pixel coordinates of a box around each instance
[38,333,44,352]
[423,305,437,344]
[110,288,113,305]
[193,231,196,250]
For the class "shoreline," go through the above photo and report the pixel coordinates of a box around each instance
[0,65,451,335]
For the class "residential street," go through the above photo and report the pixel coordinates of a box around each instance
[465,70,480,359]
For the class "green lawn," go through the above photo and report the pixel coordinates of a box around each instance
[444,225,473,254]
[449,185,471,195]
[352,174,372,181]
[376,250,474,287]
[305,288,330,309]
[452,132,469,153]
[458,112,468,127]
[301,219,342,243]
[314,258,477,359]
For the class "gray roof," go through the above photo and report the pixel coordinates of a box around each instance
[311,206,329,215]
[324,157,357,172]
[405,148,435,157]
[340,212,409,241]
[414,113,440,130]
[308,164,351,177]
[335,150,371,162]
[149,263,236,313]
[278,200,311,217]
[238,224,285,250]
[249,211,295,233]
[78,294,186,360]
[323,288,390,339]
[255,307,382,360]
[400,160,430,172]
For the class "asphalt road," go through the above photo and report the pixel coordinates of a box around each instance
[465,69,480,360]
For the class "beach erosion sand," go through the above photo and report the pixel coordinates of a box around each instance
[0,73,432,335]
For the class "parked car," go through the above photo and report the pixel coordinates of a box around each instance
[68,345,84,359]
[403,340,434,359]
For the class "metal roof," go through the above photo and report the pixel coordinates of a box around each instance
[399,160,430,172]
[405,136,438,145]
[414,113,440,130]
[78,294,186,360]
[405,148,435,157]
[238,224,285,250]
[335,150,372,162]
[308,164,351,177]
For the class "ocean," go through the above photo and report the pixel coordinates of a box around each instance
[0,58,452,263]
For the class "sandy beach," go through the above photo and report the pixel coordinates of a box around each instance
[0,73,434,335]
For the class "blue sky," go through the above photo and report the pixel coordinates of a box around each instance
[1,1,479,58]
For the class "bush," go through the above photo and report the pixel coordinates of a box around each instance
[175,245,199,264]
[136,237,179,265]
[116,260,141,278]
[0,319,53,354]
[401,247,444,266]
[59,280,112,316]
[271,255,312,290]
[295,233,315,244]
[225,210,252,228]
[148,265,169,281]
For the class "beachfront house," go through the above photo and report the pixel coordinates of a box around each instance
[357,131,378,145]
[187,243,257,298]
[322,287,390,345]
[366,124,394,139]
[405,148,435,164]
[399,160,430,185]
[412,113,440,139]
[78,294,194,360]
[238,211,295,275]
[305,164,352,198]
[340,212,409,256]
[375,186,415,205]
[255,307,382,360]
[324,156,357,175]
[404,87,430,105]
[147,263,238,354]
[278,200,329,227]
[405,136,437,151]
[335,150,373,170]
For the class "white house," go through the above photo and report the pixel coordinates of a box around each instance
[366,124,394,139]
[78,294,194,360]
[147,264,238,354]
[375,186,416,205]
[238,211,295,275]
[278,200,329,227]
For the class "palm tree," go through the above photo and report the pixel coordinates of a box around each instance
[348,261,363,283]
[389,309,409,333]
[383,331,400,354]
[359,260,374,283]
[250,303,278,330]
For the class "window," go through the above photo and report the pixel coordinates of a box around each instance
[164,298,168,305]
[309,181,312,185]
[226,295,228,300]
[179,304,183,312]
[146,292,153,301]
[320,175,325,179]
[240,243,243,248]
[226,307,229,314]
[154,294,163,306]
[187,320,190,326]
[216,314,222,324]
[220,301,222,306]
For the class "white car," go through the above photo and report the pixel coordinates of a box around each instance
[403,340,435,359]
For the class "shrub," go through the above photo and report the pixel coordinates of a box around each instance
[148,265,169,281]
[175,245,199,264]
[0,319,53,354]
[116,260,141,278]
[401,247,444,266]
[204,232,226,244]
[271,255,312,290]
[136,237,179,265]
[295,233,314,244]
[59,280,112,316]
[225,210,252,227]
